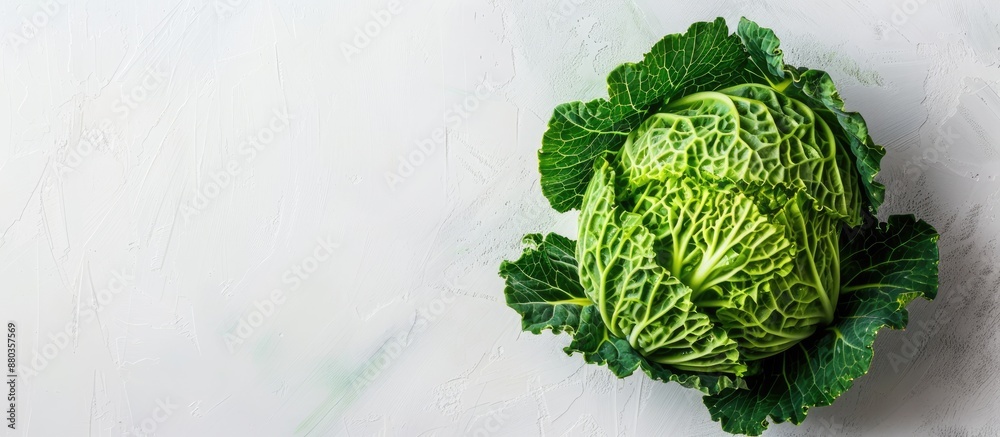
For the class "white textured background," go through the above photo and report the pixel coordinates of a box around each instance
[1,1,998,436]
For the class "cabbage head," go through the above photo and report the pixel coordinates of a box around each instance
[499,18,939,435]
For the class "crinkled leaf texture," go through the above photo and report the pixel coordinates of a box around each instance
[539,17,886,216]
[500,218,938,434]
[504,16,940,436]
[539,18,749,213]
[499,233,745,395]
[735,17,886,214]
[703,215,939,435]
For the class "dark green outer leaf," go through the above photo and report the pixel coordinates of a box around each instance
[605,18,748,119]
[703,215,940,436]
[500,233,587,335]
[539,101,638,213]
[736,17,785,79]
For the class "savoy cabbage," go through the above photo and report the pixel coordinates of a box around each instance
[499,17,939,435]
